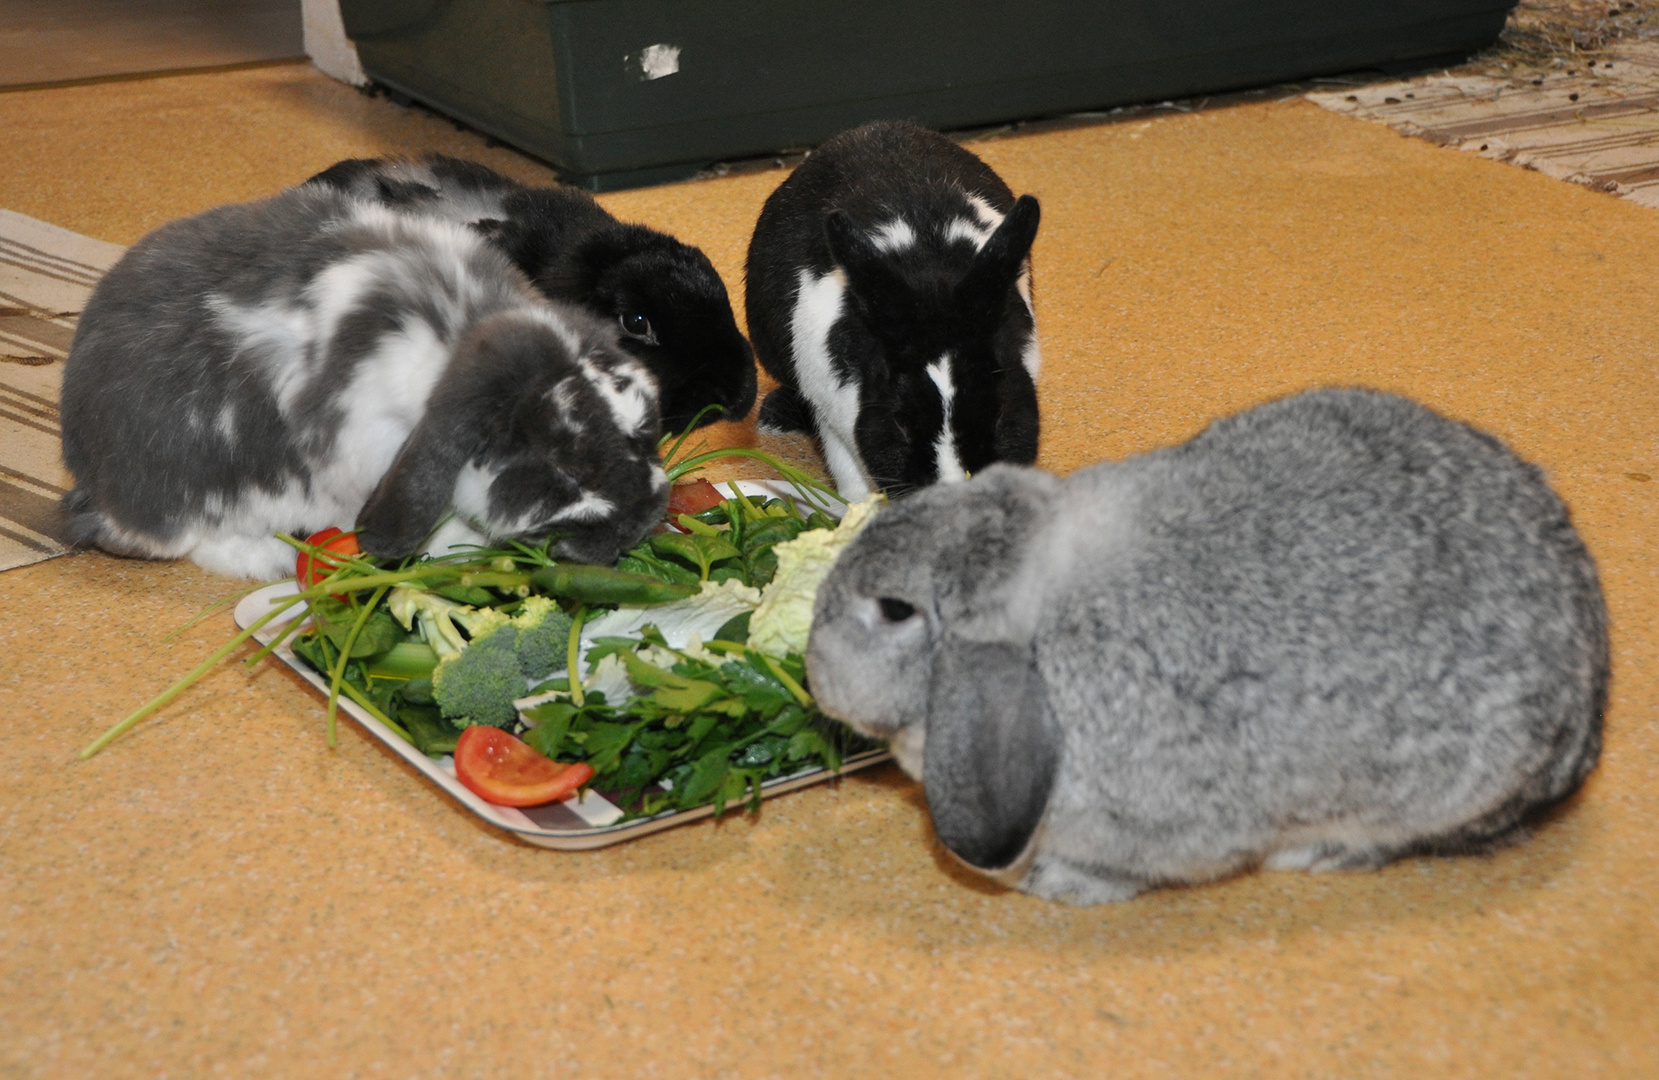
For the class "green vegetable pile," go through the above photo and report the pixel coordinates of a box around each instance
[79,434,886,824]
[517,629,849,817]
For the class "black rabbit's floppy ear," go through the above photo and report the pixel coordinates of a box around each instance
[923,637,1059,873]
[355,411,479,559]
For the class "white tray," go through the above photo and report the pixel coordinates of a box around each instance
[233,479,890,850]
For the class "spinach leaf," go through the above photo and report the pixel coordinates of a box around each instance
[311,598,404,658]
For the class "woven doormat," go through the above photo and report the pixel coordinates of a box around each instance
[1308,42,1659,208]
[0,210,123,572]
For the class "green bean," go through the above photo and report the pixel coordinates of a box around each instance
[530,564,697,606]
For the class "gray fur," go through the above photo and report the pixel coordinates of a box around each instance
[807,388,1608,904]
[60,185,667,579]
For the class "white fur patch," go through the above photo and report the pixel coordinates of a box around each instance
[451,459,552,547]
[1264,846,1324,871]
[189,534,303,580]
[943,195,1005,250]
[1015,265,1034,311]
[548,491,617,523]
[207,295,313,412]
[967,194,1004,230]
[549,376,586,433]
[925,357,966,483]
[1020,331,1042,380]
[789,267,873,500]
[943,217,992,249]
[889,725,926,781]
[340,207,504,331]
[297,317,451,532]
[422,515,492,560]
[577,353,654,436]
[398,163,513,225]
[870,218,916,253]
[523,305,584,360]
[166,480,363,579]
[450,460,499,523]
[306,251,404,351]
[1013,263,1040,377]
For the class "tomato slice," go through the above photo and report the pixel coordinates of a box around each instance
[453,726,595,807]
[296,527,361,588]
[666,478,727,518]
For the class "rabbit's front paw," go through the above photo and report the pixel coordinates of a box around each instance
[1020,856,1143,906]
[1264,842,1392,873]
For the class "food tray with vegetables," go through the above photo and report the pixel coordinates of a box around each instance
[230,478,891,850]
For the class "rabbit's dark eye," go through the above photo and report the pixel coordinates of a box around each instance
[619,311,656,343]
[878,597,916,622]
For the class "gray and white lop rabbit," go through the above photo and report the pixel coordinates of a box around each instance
[745,121,1041,502]
[807,388,1607,904]
[60,185,668,580]
[304,154,757,435]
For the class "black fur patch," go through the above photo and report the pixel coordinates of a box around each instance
[756,385,819,437]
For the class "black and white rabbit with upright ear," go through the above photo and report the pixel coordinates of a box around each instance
[808,388,1608,905]
[745,121,1041,501]
[60,185,668,580]
[305,154,758,435]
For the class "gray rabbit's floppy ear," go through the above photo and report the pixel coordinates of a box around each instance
[923,637,1059,873]
[355,409,483,559]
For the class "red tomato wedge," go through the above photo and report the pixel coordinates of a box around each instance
[665,478,726,518]
[453,726,595,807]
[296,527,361,588]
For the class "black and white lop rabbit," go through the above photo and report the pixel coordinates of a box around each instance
[808,388,1608,904]
[745,121,1041,501]
[305,154,757,434]
[60,185,668,580]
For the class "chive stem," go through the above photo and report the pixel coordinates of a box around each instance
[675,514,721,537]
[664,447,843,506]
[567,606,588,709]
[334,679,412,745]
[325,584,391,748]
[79,592,305,759]
[163,581,268,642]
[243,602,311,667]
[760,653,814,707]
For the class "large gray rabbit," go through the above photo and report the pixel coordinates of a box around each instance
[61,185,668,580]
[807,388,1607,905]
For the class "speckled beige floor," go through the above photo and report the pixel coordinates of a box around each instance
[1,61,1655,1079]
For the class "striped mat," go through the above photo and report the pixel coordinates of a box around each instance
[1308,41,1659,209]
[0,210,123,573]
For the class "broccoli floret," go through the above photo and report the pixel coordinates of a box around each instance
[387,588,483,657]
[387,587,528,729]
[432,638,525,730]
[455,604,514,644]
[388,588,516,651]
[511,594,575,681]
